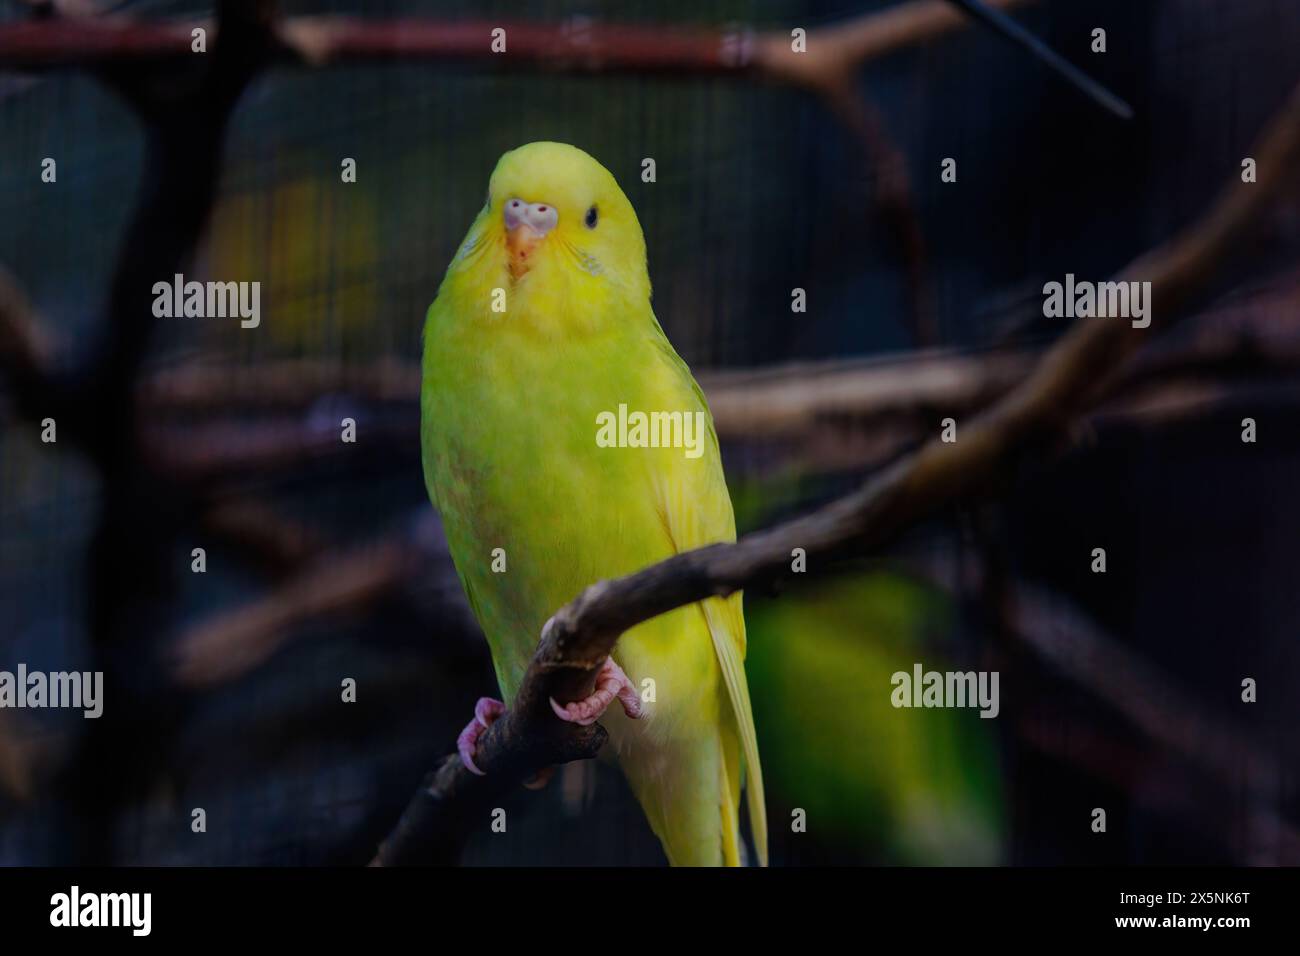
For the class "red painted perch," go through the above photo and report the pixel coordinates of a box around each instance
[0,0,1035,80]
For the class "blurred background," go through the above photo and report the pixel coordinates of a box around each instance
[0,0,1298,865]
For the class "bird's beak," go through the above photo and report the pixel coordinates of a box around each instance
[504,198,558,279]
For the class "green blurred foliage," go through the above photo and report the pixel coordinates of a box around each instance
[746,570,1005,864]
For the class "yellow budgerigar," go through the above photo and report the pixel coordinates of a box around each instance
[420,142,767,866]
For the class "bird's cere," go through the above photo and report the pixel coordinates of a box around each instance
[504,197,558,278]
[504,197,558,235]
[595,404,709,459]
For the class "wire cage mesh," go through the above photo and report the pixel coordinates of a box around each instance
[0,0,1298,866]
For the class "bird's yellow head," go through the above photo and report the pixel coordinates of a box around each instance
[443,142,651,327]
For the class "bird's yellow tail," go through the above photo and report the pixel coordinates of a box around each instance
[610,575,766,865]
[618,594,768,866]
[703,595,768,867]
[619,721,754,866]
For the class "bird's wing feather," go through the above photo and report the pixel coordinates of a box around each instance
[650,333,769,866]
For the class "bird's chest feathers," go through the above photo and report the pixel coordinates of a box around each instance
[432,318,664,544]
[472,327,637,465]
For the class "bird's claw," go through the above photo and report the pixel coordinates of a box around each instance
[549,656,644,726]
[459,658,641,778]
[457,696,506,776]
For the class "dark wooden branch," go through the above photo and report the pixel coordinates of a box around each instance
[910,548,1285,797]
[56,0,279,866]
[706,275,1300,438]
[0,1,1033,72]
[911,537,1299,863]
[0,712,37,804]
[139,356,422,412]
[162,365,1300,699]
[372,75,1300,866]
[128,268,1300,476]
[0,265,79,432]
[196,498,324,575]
[141,417,418,483]
[1017,721,1300,865]
[172,535,417,688]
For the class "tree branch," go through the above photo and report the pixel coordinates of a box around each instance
[127,268,1300,484]
[0,265,79,431]
[910,540,1299,863]
[1,2,1033,73]
[172,527,422,688]
[55,0,280,866]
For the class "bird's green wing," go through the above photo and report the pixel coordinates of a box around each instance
[649,333,769,866]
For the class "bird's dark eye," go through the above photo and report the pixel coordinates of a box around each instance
[585,205,598,229]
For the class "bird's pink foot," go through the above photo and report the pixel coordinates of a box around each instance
[549,656,644,727]
[457,696,506,776]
